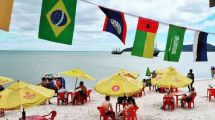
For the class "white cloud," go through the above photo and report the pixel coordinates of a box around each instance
[0,0,214,51]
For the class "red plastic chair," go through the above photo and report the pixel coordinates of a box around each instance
[162,97,175,111]
[170,87,178,93]
[159,87,168,93]
[0,108,4,117]
[132,91,143,98]
[138,91,142,97]
[87,89,92,101]
[182,94,196,109]
[187,95,196,109]
[208,89,215,101]
[74,92,85,104]
[57,92,68,105]
[42,111,57,120]
[97,106,109,120]
[123,106,139,120]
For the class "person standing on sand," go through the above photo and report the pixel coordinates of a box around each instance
[212,66,215,79]
[151,71,157,91]
[187,69,194,92]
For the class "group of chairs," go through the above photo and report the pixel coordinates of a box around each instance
[162,94,196,111]
[97,106,139,120]
[57,89,92,105]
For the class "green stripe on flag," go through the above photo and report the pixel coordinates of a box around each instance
[164,25,186,62]
[132,30,147,57]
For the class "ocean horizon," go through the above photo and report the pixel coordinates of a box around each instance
[0,51,214,90]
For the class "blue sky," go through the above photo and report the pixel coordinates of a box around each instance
[0,0,215,51]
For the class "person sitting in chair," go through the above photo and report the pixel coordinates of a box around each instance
[180,87,196,107]
[118,97,137,116]
[73,81,87,104]
[58,85,68,105]
[161,90,174,110]
[58,85,67,93]
[102,96,115,120]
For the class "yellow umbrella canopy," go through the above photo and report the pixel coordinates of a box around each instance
[114,69,139,79]
[151,67,192,88]
[61,69,95,80]
[0,81,54,109]
[0,76,13,85]
[60,69,95,90]
[155,69,165,75]
[94,74,143,97]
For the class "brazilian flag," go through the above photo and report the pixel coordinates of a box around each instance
[39,0,77,44]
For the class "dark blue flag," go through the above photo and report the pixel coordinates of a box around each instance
[193,31,208,61]
[99,6,127,44]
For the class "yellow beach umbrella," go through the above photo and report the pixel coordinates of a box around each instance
[94,74,143,97]
[0,81,54,110]
[114,69,139,79]
[60,69,95,90]
[151,67,192,88]
[0,76,13,85]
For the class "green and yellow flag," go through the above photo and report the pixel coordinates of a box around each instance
[132,17,159,58]
[39,0,77,44]
[164,25,186,62]
[0,0,14,31]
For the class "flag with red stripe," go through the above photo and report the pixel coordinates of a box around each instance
[100,6,127,44]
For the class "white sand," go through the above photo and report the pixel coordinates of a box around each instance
[2,79,215,120]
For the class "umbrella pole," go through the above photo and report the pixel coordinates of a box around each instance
[22,106,26,120]
[74,77,78,92]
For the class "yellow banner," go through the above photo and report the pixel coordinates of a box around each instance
[0,0,14,31]
[143,32,156,58]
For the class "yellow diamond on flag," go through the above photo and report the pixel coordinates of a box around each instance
[46,0,71,37]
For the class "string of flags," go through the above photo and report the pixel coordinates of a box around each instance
[0,0,214,62]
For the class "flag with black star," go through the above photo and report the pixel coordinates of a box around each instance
[132,17,159,58]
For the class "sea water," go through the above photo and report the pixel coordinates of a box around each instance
[0,51,214,90]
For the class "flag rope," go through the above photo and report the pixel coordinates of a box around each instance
[80,0,215,35]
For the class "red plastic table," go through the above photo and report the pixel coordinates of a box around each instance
[172,93,186,107]
[19,115,45,120]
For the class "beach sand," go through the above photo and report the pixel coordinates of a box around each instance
[2,79,215,120]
